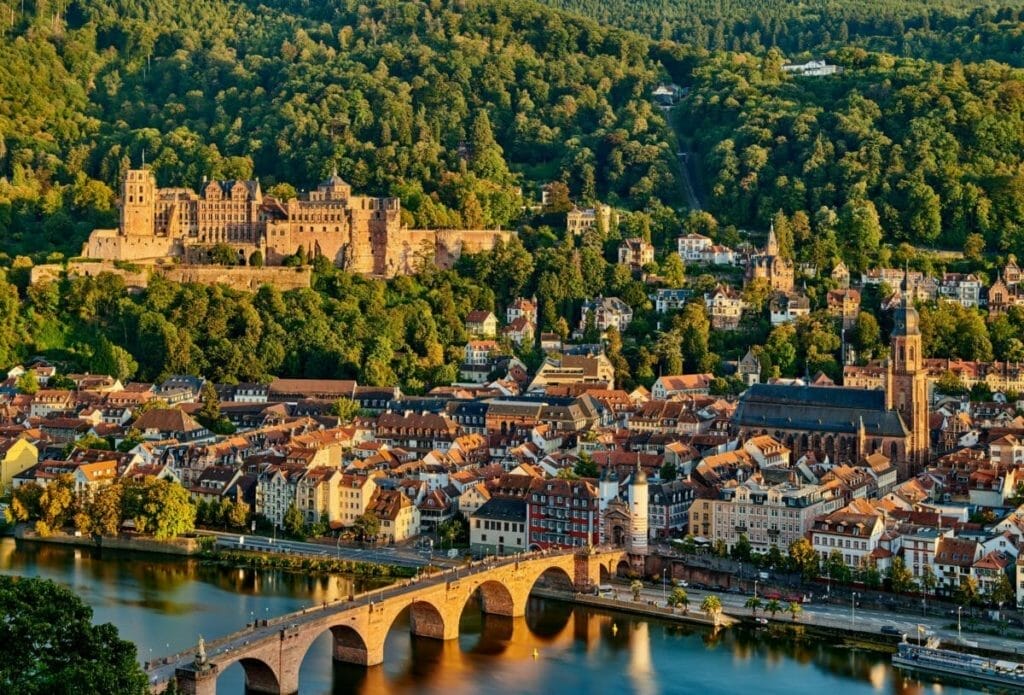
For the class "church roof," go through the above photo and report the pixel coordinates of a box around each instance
[735,384,909,437]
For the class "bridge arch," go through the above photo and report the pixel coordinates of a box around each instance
[473,579,517,617]
[236,656,280,694]
[328,624,371,665]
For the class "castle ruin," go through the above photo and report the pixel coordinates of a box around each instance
[83,168,513,277]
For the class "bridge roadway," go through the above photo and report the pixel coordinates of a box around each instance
[149,547,626,695]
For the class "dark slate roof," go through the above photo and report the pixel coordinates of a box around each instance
[447,401,489,418]
[472,497,527,522]
[734,384,909,437]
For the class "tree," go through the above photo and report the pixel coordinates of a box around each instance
[701,594,722,625]
[787,601,802,621]
[352,512,380,544]
[956,576,981,612]
[129,478,195,540]
[661,254,685,287]
[248,250,264,267]
[329,397,360,421]
[574,453,599,478]
[283,504,305,538]
[731,534,752,562]
[934,370,967,396]
[659,461,678,482]
[745,596,762,614]
[824,550,851,584]
[668,587,689,613]
[8,482,43,524]
[227,500,250,529]
[712,539,728,558]
[991,574,1015,608]
[210,243,238,266]
[15,371,39,395]
[765,598,782,618]
[197,382,221,428]
[963,233,985,261]
[86,484,123,537]
[886,557,916,594]
[91,338,138,381]
[851,312,881,359]
[631,579,644,601]
[438,516,466,549]
[0,575,149,694]
[37,475,77,535]
[921,565,938,597]
[788,538,818,580]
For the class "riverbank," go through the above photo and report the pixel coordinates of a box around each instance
[14,525,202,555]
[13,526,419,578]
[544,585,1024,667]
[531,587,736,628]
[200,548,420,578]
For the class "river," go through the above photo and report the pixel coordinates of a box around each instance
[0,538,983,695]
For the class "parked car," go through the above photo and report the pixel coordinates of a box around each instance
[880,626,903,636]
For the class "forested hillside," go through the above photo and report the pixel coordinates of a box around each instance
[0,0,677,256]
[541,0,1024,64]
[681,47,1024,265]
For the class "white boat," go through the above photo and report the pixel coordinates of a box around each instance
[893,642,1024,690]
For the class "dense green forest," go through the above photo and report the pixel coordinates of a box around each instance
[680,47,1024,263]
[5,0,1024,392]
[541,0,1024,65]
[0,0,678,256]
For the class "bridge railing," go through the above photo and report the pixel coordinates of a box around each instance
[147,546,619,679]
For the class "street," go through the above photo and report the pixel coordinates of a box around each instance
[205,530,459,569]
[619,580,1024,658]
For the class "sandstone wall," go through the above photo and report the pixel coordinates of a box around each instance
[161,265,312,291]
[83,229,182,261]
[31,261,151,289]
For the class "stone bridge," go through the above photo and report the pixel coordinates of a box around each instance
[150,547,627,694]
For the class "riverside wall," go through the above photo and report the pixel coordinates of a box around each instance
[13,526,202,556]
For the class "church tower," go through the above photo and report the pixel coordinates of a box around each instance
[765,222,779,256]
[628,457,648,554]
[889,277,929,469]
[120,168,156,236]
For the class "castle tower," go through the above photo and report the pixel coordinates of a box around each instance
[628,456,648,554]
[889,274,929,469]
[121,168,157,236]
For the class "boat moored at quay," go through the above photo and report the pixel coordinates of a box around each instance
[893,641,1024,690]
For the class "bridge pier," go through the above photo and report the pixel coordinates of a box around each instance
[174,664,219,695]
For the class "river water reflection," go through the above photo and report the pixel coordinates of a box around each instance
[0,538,983,694]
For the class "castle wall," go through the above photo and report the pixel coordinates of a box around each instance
[30,261,310,293]
[161,265,312,291]
[83,230,181,262]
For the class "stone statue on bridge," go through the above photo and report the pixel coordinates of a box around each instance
[194,635,208,670]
